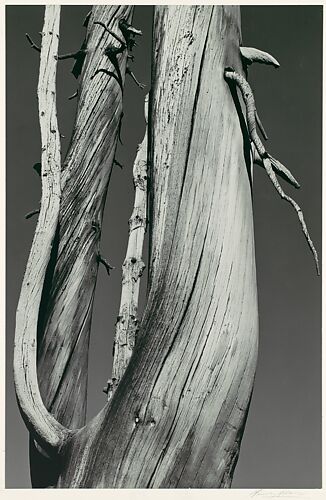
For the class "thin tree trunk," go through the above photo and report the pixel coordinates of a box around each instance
[108,95,148,399]
[14,5,68,452]
[15,5,259,488]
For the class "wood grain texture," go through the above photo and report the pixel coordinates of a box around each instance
[57,6,259,488]
[36,4,133,430]
[13,6,71,453]
[26,5,133,487]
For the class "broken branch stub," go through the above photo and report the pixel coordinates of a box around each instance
[240,46,280,68]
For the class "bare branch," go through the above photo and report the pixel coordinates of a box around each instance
[25,33,41,53]
[126,67,146,89]
[25,209,40,220]
[68,89,78,100]
[97,254,114,276]
[55,50,82,60]
[225,68,319,274]
[94,20,126,47]
[251,142,301,189]
[119,18,142,38]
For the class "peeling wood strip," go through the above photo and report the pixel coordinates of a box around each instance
[13,6,71,453]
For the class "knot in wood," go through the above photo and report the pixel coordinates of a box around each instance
[129,212,145,232]
[103,377,118,396]
[133,171,147,190]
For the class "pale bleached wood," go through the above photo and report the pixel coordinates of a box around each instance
[240,46,280,68]
[13,6,71,453]
[107,95,149,399]
[57,6,258,488]
[36,5,133,429]
[27,6,134,487]
[224,68,319,275]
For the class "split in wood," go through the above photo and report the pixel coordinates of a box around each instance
[97,254,114,275]
[224,68,319,275]
[240,46,280,68]
[25,33,41,53]
[25,209,40,220]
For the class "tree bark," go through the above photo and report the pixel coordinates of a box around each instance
[15,5,259,488]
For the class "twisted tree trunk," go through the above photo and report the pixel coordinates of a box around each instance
[15,5,260,488]
[18,5,134,487]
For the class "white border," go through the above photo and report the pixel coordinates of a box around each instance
[1,1,324,498]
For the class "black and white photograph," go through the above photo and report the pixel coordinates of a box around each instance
[4,2,322,492]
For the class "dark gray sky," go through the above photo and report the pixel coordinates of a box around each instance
[6,5,322,489]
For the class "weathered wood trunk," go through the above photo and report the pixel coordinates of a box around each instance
[57,6,258,488]
[17,5,134,488]
[15,5,259,488]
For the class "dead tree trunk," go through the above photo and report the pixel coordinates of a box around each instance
[14,4,259,488]
[18,5,134,488]
[15,4,317,488]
